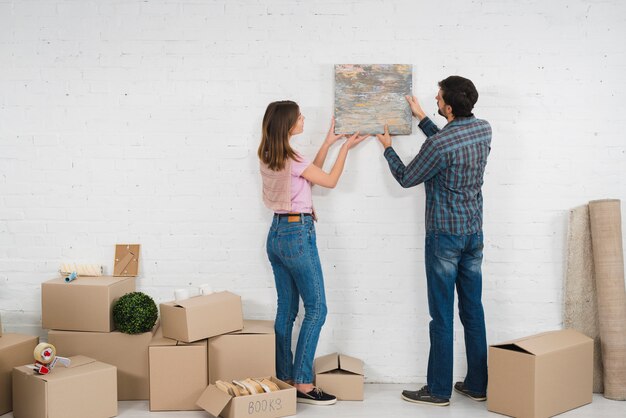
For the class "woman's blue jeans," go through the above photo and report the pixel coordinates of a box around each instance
[266,215,327,384]
[425,231,488,399]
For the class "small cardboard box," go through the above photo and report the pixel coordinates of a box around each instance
[48,324,157,400]
[209,319,275,384]
[12,355,117,418]
[0,333,39,415]
[42,275,136,332]
[314,353,364,401]
[160,291,243,343]
[149,327,208,411]
[197,377,296,418]
[488,329,593,418]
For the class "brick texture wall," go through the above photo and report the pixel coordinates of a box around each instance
[1,0,625,383]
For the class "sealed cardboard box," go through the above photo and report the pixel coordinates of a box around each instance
[197,376,296,418]
[12,355,117,418]
[488,329,593,418]
[42,275,135,332]
[0,333,39,415]
[48,324,157,400]
[314,353,364,401]
[209,319,275,384]
[149,327,208,411]
[160,291,243,343]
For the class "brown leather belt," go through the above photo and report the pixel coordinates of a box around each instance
[274,213,313,222]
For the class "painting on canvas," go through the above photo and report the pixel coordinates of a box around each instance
[334,64,412,135]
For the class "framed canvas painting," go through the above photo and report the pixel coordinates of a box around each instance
[334,64,412,135]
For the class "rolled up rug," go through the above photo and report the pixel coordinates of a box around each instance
[565,205,603,392]
[589,199,626,400]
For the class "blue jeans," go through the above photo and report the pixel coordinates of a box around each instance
[425,231,488,399]
[266,215,327,384]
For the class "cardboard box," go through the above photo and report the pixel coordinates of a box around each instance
[12,355,117,418]
[0,333,39,415]
[488,329,593,418]
[314,353,364,400]
[160,291,243,343]
[48,325,157,400]
[42,275,135,332]
[208,320,275,384]
[149,327,208,411]
[197,377,296,418]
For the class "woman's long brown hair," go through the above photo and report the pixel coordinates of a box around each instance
[258,100,300,171]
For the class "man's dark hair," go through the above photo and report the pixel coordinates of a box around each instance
[438,76,479,117]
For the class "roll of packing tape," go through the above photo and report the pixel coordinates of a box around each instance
[174,288,189,302]
[34,343,56,364]
[198,284,213,295]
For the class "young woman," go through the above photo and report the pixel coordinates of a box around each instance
[258,100,367,405]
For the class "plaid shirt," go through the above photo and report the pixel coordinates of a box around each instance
[384,116,492,235]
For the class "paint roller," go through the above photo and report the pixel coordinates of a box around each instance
[59,263,103,277]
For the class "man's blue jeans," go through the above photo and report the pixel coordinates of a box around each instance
[266,215,327,384]
[425,231,488,399]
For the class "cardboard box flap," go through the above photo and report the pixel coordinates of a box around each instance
[65,355,96,368]
[196,384,232,416]
[173,291,235,309]
[315,352,340,374]
[493,329,592,356]
[339,354,364,375]
[315,353,364,375]
[228,319,274,335]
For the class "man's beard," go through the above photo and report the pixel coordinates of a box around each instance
[438,107,445,117]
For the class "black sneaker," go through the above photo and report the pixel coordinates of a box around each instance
[454,381,487,401]
[296,387,337,405]
[401,385,450,406]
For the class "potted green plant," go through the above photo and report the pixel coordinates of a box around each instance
[113,291,158,334]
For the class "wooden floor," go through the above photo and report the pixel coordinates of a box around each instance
[2,384,624,417]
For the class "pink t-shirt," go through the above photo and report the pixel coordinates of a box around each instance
[276,153,313,214]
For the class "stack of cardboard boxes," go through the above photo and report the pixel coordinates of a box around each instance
[153,290,295,418]
[9,276,140,417]
[3,273,365,418]
[43,276,151,402]
[149,291,245,411]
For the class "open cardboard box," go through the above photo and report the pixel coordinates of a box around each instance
[209,320,275,384]
[42,275,135,332]
[160,291,243,343]
[488,329,593,418]
[314,353,364,400]
[197,376,296,418]
[12,355,117,418]
[48,323,158,400]
[0,333,39,415]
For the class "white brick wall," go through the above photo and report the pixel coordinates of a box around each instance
[1,0,625,383]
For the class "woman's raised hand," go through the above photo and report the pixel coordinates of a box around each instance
[344,131,369,149]
[324,117,345,146]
